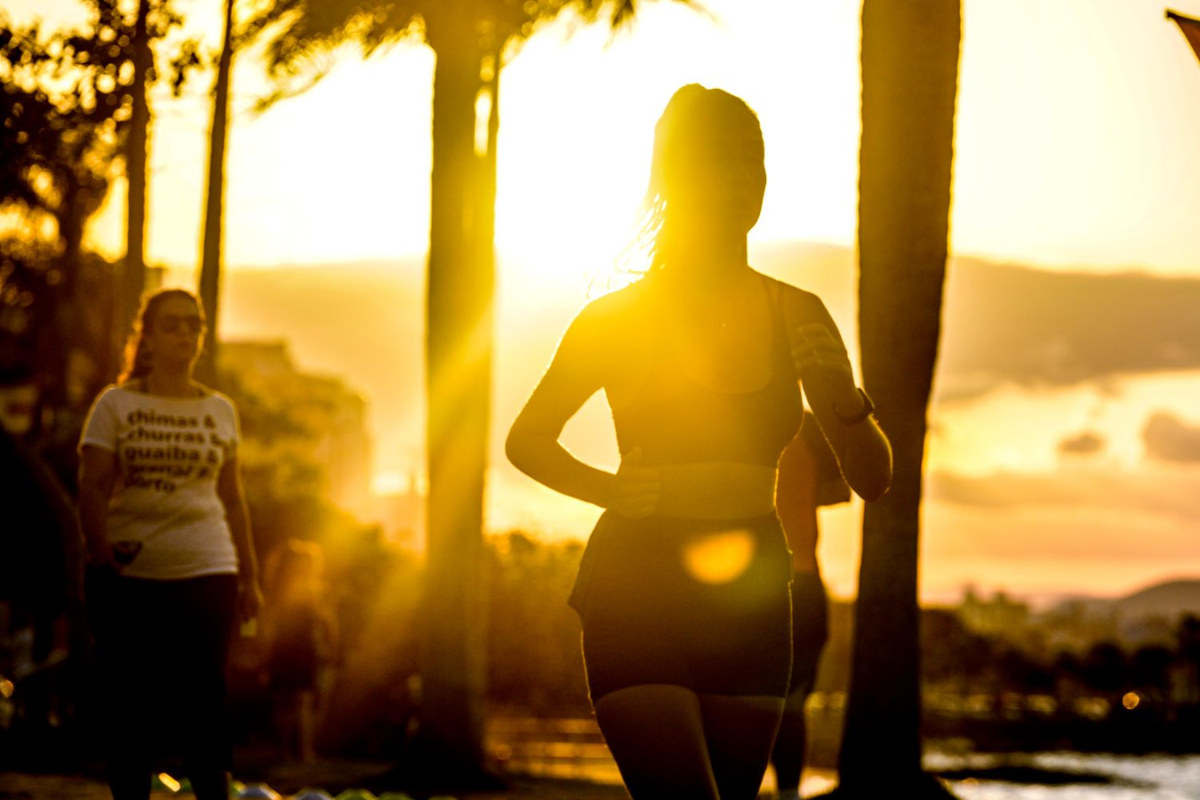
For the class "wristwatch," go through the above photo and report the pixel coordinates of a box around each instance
[832,387,875,425]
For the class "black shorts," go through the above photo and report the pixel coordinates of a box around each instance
[570,512,793,703]
[788,570,828,696]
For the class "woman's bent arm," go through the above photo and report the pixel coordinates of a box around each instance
[507,307,661,518]
[507,427,616,508]
[814,405,892,502]
[507,417,662,519]
[789,319,893,502]
[505,334,617,509]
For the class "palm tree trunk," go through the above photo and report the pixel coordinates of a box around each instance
[119,0,153,358]
[836,1,961,796]
[415,13,491,780]
[196,0,235,386]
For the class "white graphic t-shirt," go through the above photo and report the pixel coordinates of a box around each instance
[79,383,241,580]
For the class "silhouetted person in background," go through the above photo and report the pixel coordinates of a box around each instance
[507,84,891,800]
[770,411,849,800]
[262,538,337,762]
[0,420,78,752]
[78,288,262,800]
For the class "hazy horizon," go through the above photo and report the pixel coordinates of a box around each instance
[152,237,1200,281]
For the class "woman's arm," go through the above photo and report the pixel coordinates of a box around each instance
[788,314,893,502]
[78,445,119,569]
[506,308,661,519]
[218,455,263,620]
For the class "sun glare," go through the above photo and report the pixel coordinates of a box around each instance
[494,95,648,286]
[683,530,756,585]
[491,2,863,287]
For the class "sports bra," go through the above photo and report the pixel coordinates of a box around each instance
[610,273,804,468]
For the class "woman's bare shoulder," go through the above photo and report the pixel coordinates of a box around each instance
[756,271,822,305]
[754,271,845,345]
[568,280,652,340]
[551,281,654,390]
[583,280,651,317]
[756,272,829,318]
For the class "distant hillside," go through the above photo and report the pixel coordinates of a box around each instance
[1049,578,1200,621]
[1113,578,1200,620]
[756,242,1200,399]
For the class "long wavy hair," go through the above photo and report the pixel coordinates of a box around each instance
[119,288,206,383]
[619,84,766,279]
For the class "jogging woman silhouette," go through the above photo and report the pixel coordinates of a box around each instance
[507,85,892,800]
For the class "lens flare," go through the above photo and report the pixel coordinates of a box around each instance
[682,529,755,584]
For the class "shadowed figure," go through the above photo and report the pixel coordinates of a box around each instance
[769,411,850,800]
[507,85,892,800]
[262,538,338,762]
[77,289,262,800]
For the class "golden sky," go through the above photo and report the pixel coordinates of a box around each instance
[11,0,1200,601]
[12,0,1200,277]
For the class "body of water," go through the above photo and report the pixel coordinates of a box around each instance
[938,753,1200,800]
[488,718,1200,798]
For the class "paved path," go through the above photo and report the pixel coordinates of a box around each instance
[0,771,632,800]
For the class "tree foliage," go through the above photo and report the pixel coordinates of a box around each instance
[0,0,198,401]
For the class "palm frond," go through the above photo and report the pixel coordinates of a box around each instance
[257,0,422,68]
[246,0,701,104]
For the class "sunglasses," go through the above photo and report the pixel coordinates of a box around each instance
[157,315,206,334]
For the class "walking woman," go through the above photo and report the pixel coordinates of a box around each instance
[78,288,261,800]
[506,85,892,800]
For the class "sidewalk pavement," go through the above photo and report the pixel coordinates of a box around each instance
[0,768,632,800]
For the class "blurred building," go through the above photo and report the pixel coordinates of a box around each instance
[219,341,373,520]
[959,586,1031,637]
[374,471,425,550]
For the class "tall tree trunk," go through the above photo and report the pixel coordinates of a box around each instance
[196,0,235,386]
[836,1,961,796]
[413,10,493,783]
[33,174,87,437]
[119,0,153,361]
[55,176,86,402]
[52,180,94,732]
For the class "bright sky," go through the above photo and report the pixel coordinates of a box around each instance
[10,0,1200,602]
[11,0,1200,277]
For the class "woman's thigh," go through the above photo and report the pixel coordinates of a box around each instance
[593,685,721,800]
[698,693,785,800]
